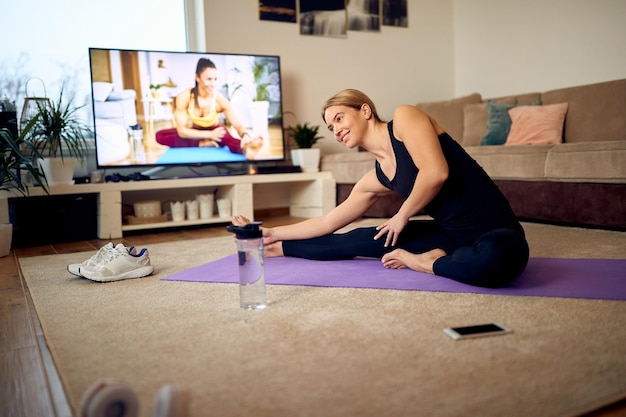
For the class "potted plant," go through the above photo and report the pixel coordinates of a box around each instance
[28,88,92,186]
[230,57,280,138]
[288,122,324,172]
[149,83,162,98]
[0,119,48,256]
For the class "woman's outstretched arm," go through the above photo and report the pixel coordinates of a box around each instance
[261,169,392,244]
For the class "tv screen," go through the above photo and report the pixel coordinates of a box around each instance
[88,47,285,173]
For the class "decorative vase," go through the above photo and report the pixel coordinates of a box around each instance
[290,148,320,172]
[38,157,75,186]
[0,223,12,257]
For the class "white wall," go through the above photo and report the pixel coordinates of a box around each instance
[0,0,187,110]
[203,1,455,155]
[453,0,626,98]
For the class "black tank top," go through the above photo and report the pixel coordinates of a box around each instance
[375,122,520,231]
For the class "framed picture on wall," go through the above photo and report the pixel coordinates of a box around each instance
[348,0,381,32]
[299,0,347,38]
[259,0,297,23]
[383,0,408,27]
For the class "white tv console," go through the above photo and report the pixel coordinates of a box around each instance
[1,171,336,239]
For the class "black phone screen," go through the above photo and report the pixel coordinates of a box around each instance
[452,323,507,335]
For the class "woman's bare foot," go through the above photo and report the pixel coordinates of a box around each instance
[230,215,284,257]
[381,248,447,274]
[243,135,264,159]
[231,214,252,226]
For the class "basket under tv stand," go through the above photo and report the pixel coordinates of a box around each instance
[1,171,336,239]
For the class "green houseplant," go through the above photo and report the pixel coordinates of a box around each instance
[287,122,324,172]
[288,122,323,149]
[230,56,280,102]
[1,119,47,194]
[1,119,48,256]
[28,88,92,185]
[149,83,162,98]
[229,57,281,138]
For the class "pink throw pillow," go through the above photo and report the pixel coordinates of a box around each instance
[505,102,568,145]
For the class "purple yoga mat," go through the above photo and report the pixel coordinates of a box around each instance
[162,255,626,300]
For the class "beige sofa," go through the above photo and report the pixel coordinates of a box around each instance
[321,79,626,230]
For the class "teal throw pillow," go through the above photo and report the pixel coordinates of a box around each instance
[480,100,514,146]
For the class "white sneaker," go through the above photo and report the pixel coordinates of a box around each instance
[79,246,153,282]
[67,243,134,276]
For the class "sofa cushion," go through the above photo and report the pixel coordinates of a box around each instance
[320,151,375,184]
[416,93,482,144]
[107,90,137,101]
[462,103,487,147]
[541,79,626,143]
[544,141,626,182]
[505,102,568,146]
[92,82,113,102]
[480,100,515,146]
[464,145,554,179]
[462,95,541,147]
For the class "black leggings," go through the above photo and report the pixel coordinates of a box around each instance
[282,220,529,288]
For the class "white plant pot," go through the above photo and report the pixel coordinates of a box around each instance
[38,157,76,186]
[291,148,320,172]
[0,223,12,257]
[249,100,269,139]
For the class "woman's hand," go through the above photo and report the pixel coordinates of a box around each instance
[211,127,227,141]
[374,213,409,247]
[232,214,277,246]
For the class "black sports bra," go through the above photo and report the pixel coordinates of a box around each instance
[375,121,520,231]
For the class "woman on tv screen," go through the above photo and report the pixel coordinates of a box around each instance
[155,58,264,159]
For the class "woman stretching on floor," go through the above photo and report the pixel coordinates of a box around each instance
[232,89,529,288]
[155,58,263,159]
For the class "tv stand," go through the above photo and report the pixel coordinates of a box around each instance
[1,172,336,239]
[256,165,302,174]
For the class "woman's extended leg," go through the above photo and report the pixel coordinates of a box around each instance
[284,219,455,261]
[155,126,260,157]
[216,128,243,154]
[155,128,200,148]
[198,126,263,159]
[231,216,453,261]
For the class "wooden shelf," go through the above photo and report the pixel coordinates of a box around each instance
[2,172,336,239]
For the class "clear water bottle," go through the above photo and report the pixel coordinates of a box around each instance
[129,124,146,164]
[226,222,267,310]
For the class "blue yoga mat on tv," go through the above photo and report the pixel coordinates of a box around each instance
[157,147,246,164]
[162,256,626,301]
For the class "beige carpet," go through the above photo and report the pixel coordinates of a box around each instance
[19,221,626,417]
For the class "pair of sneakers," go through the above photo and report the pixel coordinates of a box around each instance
[67,242,154,282]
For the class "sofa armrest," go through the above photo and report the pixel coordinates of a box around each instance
[106,90,136,101]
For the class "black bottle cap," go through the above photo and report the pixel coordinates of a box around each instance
[226,221,263,239]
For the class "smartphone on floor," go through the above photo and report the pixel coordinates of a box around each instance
[443,323,512,340]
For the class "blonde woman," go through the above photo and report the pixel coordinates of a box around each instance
[233,89,529,287]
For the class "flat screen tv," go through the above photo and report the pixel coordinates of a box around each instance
[88,47,285,176]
